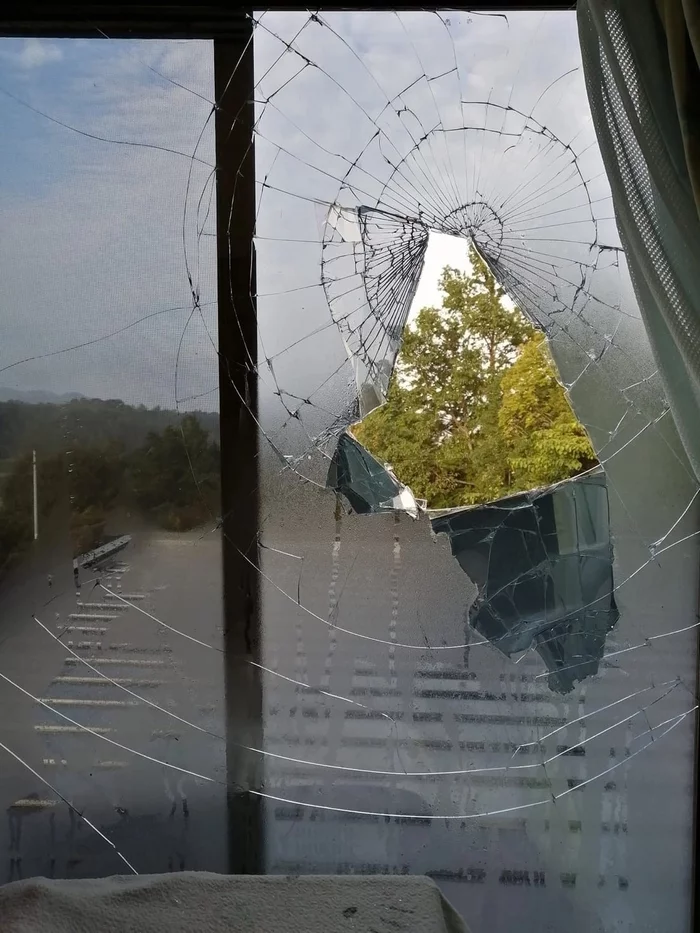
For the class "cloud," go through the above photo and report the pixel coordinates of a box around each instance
[13,38,63,69]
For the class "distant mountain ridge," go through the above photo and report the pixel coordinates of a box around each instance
[0,396,219,461]
[0,387,86,404]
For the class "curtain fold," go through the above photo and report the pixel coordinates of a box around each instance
[578,0,700,478]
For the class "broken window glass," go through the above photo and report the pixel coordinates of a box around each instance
[327,431,421,518]
[0,10,698,933]
[253,10,699,931]
[431,471,618,694]
[349,237,598,510]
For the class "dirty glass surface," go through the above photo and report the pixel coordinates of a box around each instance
[0,38,227,877]
[0,10,698,933]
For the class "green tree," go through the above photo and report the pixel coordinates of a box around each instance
[498,331,597,489]
[130,415,220,530]
[69,442,125,513]
[354,246,596,508]
[65,442,126,556]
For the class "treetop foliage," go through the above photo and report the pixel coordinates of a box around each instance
[353,246,597,509]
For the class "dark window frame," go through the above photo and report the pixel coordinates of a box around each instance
[0,5,577,39]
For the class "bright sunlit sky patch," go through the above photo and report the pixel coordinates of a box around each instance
[407,232,473,324]
[408,231,519,325]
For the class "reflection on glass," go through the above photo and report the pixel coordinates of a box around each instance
[327,431,421,518]
[431,472,619,694]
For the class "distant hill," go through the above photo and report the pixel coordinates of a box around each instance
[0,397,219,460]
[0,387,86,404]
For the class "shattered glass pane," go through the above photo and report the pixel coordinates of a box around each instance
[0,9,699,933]
[431,471,619,694]
[324,207,430,417]
[351,238,599,511]
[327,431,421,518]
[253,10,699,932]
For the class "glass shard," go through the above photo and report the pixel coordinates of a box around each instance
[431,471,619,693]
[324,206,429,417]
[327,430,421,518]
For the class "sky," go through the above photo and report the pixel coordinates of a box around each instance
[0,11,650,436]
[408,232,472,323]
[0,36,217,409]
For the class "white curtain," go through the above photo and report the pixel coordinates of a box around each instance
[578,0,700,478]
